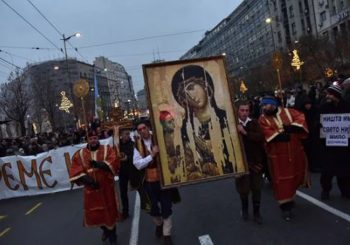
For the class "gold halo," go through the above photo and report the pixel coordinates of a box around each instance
[73,79,90,98]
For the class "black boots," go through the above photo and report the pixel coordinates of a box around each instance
[253,202,263,224]
[280,201,294,222]
[155,224,163,238]
[240,198,262,224]
[100,226,117,245]
[241,198,249,221]
[163,236,173,245]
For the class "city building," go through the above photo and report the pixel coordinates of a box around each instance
[181,0,350,80]
[314,0,350,38]
[267,0,318,49]
[94,57,136,113]
[24,58,110,131]
[136,89,148,114]
[181,0,273,77]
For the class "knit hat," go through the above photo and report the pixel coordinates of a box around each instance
[260,96,278,107]
[327,84,343,98]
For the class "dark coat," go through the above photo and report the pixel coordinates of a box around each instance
[119,139,144,189]
[241,119,266,167]
[319,99,350,176]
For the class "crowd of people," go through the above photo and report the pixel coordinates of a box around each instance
[1,77,349,245]
[0,125,111,157]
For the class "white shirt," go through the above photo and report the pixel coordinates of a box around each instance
[239,117,252,127]
[286,95,295,108]
[133,138,153,170]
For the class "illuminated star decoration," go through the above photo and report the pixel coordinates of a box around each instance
[291,49,304,70]
[59,91,73,113]
[240,80,248,93]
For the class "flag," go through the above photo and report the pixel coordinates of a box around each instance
[94,70,103,119]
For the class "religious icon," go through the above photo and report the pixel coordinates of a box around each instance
[143,56,248,188]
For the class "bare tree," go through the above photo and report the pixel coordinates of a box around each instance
[30,72,58,130]
[0,69,32,136]
[298,35,335,81]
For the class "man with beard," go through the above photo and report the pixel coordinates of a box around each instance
[319,84,350,200]
[258,96,309,221]
[70,129,121,245]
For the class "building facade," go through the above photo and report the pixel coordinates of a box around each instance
[136,89,148,113]
[24,58,110,131]
[181,0,273,77]
[182,0,350,79]
[314,0,350,38]
[94,57,136,113]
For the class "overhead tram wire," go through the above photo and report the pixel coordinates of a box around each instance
[26,0,62,35]
[0,61,13,70]
[0,49,34,62]
[1,0,62,53]
[0,46,57,50]
[78,29,206,49]
[0,57,22,70]
[26,0,87,62]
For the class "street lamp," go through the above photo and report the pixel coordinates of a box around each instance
[60,32,80,129]
[61,32,81,61]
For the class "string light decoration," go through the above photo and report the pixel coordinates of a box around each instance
[59,91,73,113]
[291,49,304,70]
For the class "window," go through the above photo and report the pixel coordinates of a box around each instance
[277,31,282,43]
[301,19,305,32]
[289,5,294,18]
[320,11,327,21]
[299,1,303,14]
[291,23,297,35]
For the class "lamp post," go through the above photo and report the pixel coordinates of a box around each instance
[265,17,276,51]
[61,32,80,129]
[266,17,284,94]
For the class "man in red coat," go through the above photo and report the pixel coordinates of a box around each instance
[258,96,309,221]
[70,130,121,245]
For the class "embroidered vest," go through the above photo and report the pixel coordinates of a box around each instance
[135,137,160,182]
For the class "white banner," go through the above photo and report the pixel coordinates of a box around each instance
[0,137,113,200]
[320,113,350,146]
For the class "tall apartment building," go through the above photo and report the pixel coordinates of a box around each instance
[94,57,136,112]
[267,0,317,48]
[181,0,273,77]
[314,0,350,38]
[182,0,350,80]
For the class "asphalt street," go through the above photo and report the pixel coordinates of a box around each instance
[0,173,349,245]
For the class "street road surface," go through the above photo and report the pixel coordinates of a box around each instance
[1,173,349,245]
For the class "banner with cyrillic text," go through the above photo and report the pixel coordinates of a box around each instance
[320,113,350,146]
[0,137,113,200]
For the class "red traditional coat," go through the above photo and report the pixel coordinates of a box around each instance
[259,107,309,204]
[69,144,121,228]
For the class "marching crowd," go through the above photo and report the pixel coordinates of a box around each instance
[68,77,349,245]
[1,77,350,245]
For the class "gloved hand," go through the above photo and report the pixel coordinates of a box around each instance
[283,125,304,134]
[271,132,290,142]
[91,160,110,172]
[79,175,99,189]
